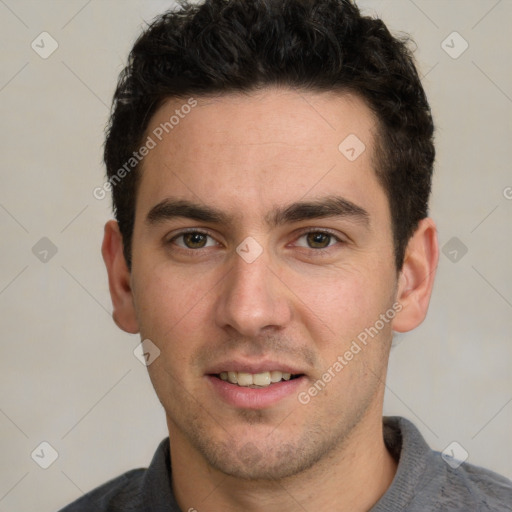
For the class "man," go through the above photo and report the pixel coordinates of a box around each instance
[61,0,512,510]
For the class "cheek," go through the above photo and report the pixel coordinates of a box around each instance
[296,264,367,316]
[134,268,214,394]
[289,262,395,348]
[132,263,212,343]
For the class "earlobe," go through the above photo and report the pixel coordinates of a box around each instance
[392,218,439,333]
[101,220,139,334]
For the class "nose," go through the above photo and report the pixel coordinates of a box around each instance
[214,248,293,338]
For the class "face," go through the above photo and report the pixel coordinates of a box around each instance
[118,89,411,479]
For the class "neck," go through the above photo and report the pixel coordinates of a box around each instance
[169,408,397,512]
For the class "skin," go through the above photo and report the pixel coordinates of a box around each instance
[102,88,439,511]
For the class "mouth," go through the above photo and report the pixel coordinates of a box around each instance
[205,360,308,409]
[206,366,307,409]
[212,370,303,388]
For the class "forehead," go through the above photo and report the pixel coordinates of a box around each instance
[136,88,386,224]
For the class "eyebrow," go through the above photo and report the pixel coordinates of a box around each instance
[146,199,229,225]
[266,196,369,228]
[145,196,369,228]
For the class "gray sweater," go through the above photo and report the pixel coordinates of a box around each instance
[58,416,512,511]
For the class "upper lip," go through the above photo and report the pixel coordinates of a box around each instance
[206,359,306,375]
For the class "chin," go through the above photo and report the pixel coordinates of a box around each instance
[209,445,317,480]
[191,428,335,481]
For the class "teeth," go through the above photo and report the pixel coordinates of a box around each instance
[270,370,282,383]
[237,372,253,386]
[220,370,296,387]
[253,372,271,386]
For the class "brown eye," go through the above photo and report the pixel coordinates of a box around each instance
[305,232,333,249]
[171,231,217,249]
[183,233,207,248]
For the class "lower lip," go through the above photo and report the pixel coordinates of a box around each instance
[206,375,306,409]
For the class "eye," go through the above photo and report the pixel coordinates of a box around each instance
[171,231,218,249]
[295,230,341,249]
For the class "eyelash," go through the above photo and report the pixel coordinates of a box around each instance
[167,229,217,248]
[292,228,344,250]
[167,228,345,251]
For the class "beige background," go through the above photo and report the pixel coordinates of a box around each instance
[0,1,511,511]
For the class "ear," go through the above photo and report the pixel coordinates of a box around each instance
[392,217,439,333]
[101,220,139,334]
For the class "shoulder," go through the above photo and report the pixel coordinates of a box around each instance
[381,417,512,511]
[444,459,512,510]
[58,438,173,512]
[57,468,146,512]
